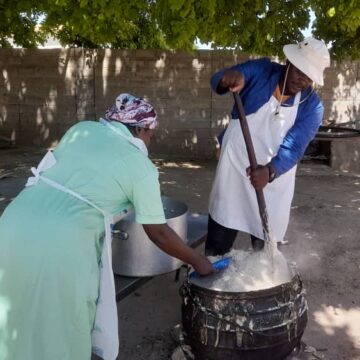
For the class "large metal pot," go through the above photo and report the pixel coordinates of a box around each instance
[181,274,308,360]
[112,196,188,277]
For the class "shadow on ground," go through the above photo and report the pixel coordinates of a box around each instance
[0,147,359,360]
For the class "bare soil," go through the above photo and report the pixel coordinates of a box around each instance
[0,147,359,360]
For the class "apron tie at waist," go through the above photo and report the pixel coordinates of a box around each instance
[26,151,57,187]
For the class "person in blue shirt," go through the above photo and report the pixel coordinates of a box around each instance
[206,37,330,255]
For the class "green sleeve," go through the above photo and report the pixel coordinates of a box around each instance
[131,173,166,224]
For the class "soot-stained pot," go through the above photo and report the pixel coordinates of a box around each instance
[112,196,188,277]
[181,274,308,360]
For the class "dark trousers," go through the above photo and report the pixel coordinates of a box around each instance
[205,215,263,256]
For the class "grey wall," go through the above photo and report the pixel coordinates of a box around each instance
[0,49,359,159]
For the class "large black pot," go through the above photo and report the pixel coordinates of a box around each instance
[180,275,307,360]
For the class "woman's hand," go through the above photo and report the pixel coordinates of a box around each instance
[218,70,245,93]
[246,165,269,190]
[192,253,215,276]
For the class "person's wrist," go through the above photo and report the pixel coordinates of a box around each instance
[266,164,276,183]
[217,78,228,93]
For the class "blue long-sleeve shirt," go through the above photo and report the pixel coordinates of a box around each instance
[211,58,324,177]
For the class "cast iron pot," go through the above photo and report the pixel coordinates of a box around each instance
[181,274,307,360]
[112,196,188,277]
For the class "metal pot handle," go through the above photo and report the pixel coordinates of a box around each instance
[112,229,129,240]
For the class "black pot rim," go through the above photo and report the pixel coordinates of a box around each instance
[185,274,302,299]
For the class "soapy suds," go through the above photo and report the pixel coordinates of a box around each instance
[192,232,294,292]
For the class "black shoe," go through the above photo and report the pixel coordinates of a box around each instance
[251,237,264,251]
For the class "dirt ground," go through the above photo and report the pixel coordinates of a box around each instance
[0,146,359,360]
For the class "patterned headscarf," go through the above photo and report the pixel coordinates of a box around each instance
[105,93,157,129]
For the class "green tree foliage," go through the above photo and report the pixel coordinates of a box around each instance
[153,0,310,54]
[1,0,359,59]
[41,0,167,49]
[0,0,46,47]
[311,0,360,59]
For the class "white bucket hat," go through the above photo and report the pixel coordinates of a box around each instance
[283,37,330,86]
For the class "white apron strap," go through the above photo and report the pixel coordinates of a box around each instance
[26,150,124,360]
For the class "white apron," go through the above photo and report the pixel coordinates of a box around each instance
[25,120,148,360]
[209,92,301,243]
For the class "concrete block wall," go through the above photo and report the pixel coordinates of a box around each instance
[0,49,359,159]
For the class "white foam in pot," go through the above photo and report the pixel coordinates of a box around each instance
[191,247,294,293]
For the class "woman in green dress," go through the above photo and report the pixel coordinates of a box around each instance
[0,94,213,360]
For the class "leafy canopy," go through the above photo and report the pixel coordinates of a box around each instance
[1,0,359,59]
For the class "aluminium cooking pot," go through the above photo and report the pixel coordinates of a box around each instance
[112,196,188,277]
